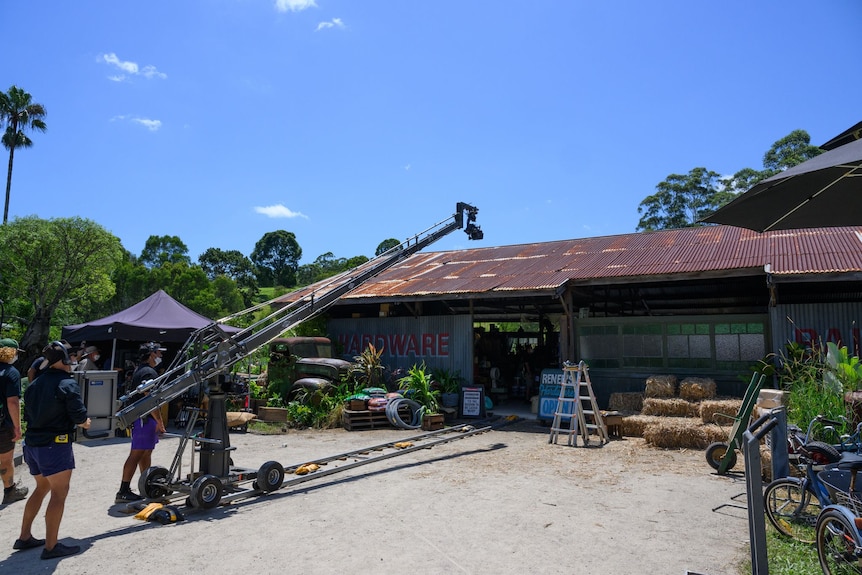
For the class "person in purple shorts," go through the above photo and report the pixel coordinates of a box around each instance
[115,343,166,504]
[16,341,91,560]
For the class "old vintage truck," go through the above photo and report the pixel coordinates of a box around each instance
[266,336,353,400]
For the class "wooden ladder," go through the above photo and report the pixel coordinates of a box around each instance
[548,361,608,447]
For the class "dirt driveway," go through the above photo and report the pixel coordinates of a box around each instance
[0,419,750,574]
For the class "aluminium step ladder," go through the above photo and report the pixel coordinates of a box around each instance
[548,361,608,447]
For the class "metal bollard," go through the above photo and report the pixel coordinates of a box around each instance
[743,412,778,575]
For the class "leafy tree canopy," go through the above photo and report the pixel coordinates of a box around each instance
[198,247,258,307]
[375,238,401,256]
[140,234,191,268]
[0,216,121,361]
[296,252,369,286]
[637,129,824,231]
[637,167,729,231]
[250,230,301,288]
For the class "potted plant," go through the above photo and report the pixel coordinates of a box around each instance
[398,363,443,430]
[258,394,289,423]
[247,378,267,414]
[432,368,463,409]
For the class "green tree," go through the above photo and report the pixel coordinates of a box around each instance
[0,86,47,224]
[102,251,152,314]
[296,252,369,286]
[636,167,729,231]
[251,230,301,287]
[720,129,823,196]
[198,248,253,281]
[0,217,122,360]
[140,235,191,268]
[637,129,826,231]
[198,247,258,306]
[296,262,320,286]
[762,129,822,176]
[375,238,401,256]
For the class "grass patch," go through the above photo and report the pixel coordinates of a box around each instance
[247,420,288,435]
[739,526,820,574]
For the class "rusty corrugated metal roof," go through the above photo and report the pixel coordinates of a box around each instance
[277,225,862,303]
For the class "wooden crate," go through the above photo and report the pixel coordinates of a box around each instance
[421,413,445,431]
[342,409,392,431]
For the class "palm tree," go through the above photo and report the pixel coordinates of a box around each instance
[1,86,47,224]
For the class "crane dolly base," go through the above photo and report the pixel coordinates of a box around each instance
[132,419,511,515]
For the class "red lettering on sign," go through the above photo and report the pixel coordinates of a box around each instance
[338,332,451,358]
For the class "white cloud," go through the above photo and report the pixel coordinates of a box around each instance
[99,53,166,81]
[132,118,162,132]
[102,53,138,74]
[255,204,309,219]
[316,18,345,31]
[110,115,162,131]
[275,0,317,12]
[141,65,168,80]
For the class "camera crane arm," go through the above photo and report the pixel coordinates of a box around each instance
[115,202,482,429]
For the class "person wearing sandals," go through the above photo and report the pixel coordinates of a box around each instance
[15,341,91,559]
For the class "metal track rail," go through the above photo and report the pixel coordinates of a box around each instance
[278,424,492,488]
[138,419,511,513]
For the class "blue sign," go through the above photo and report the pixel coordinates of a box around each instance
[538,368,575,422]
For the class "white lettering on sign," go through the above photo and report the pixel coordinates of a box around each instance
[541,371,564,385]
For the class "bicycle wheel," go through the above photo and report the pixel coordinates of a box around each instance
[764,477,821,543]
[816,508,862,575]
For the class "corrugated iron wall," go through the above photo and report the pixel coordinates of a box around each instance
[327,315,474,379]
[771,302,862,356]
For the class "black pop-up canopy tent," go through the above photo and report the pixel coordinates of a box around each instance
[62,290,242,368]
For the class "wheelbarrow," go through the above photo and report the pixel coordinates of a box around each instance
[704,372,765,474]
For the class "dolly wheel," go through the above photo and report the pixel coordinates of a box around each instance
[256,461,285,493]
[139,466,172,499]
[705,441,736,471]
[189,475,222,509]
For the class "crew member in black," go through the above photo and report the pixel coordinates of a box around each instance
[16,341,90,559]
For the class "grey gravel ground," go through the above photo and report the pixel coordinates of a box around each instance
[0,418,750,575]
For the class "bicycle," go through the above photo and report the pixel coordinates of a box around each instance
[763,437,843,543]
[762,414,853,542]
[815,458,862,575]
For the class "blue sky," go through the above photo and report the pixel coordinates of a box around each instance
[2,1,860,266]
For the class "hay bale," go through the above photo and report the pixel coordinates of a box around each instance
[645,375,677,398]
[761,444,772,482]
[641,397,700,418]
[620,414,665,438]
[702,423,732,445]
[679,377,717,401]
[700,399,743,425]
[642,418,710,449]
[608,392,644,412]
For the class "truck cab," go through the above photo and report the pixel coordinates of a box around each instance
[267,337,353,400]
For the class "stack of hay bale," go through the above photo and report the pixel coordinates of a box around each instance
[608,375,741,450]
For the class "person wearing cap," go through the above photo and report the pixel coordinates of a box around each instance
[76,346,101,372]
[115,342,166,504]
[16,341,91,559]
[0,337,28,505]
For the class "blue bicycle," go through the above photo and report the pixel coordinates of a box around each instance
[764,437,843,543]
[815,461,862,574]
